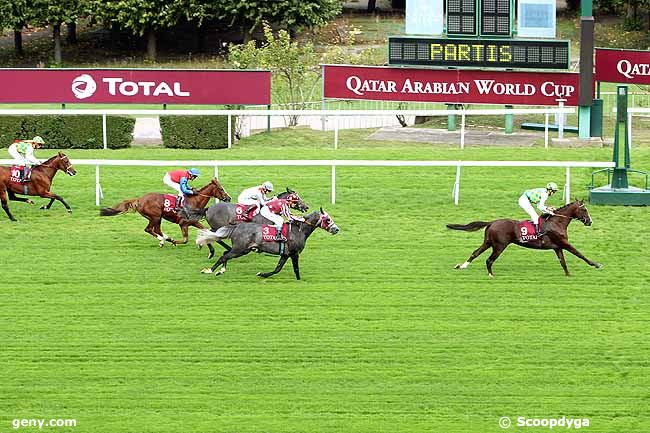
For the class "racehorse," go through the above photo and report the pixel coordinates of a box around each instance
[202,188,309,256]
[99,178,231,247]
[0,152,77,221]
[447,200,602,277]
[196,208,339,279]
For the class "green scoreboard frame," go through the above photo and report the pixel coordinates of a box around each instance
[388,36,570,70]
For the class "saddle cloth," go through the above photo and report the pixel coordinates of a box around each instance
[261,224,289,242]
[518,217,544,242]
[9,165,24,184]
[234,203,257,222]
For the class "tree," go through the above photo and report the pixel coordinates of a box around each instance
[90,0,208,61]
[215,0,342,41]
[229,24,375,125]
[0,0,31,56]
[31,0,86,63]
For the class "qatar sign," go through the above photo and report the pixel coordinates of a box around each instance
[595,48,650,84]
[0,69,271,105]
[324,65,580,106]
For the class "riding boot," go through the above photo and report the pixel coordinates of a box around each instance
[535,223,546,237]
[23,167,31,182]
[174,195,183,212]
[274,228,285,242]
[245,204,256,214]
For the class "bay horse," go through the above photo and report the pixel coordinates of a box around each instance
[99,178,231,247]
[447,200,603,277]
[196,208,339,280]
[0,152,77,221]
[202,188,309,256]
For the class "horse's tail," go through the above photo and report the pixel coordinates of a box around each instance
[195,226,235,247]
[446,221,493,232]
[99,199,138,217]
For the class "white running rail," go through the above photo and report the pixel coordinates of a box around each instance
[0,159,613,206]
[0,107,575,150]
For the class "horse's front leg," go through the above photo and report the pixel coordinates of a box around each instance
[39,192,71,213]
[40,197,55,210]
[290,254,300,280]
[560,241,603,269]
[0,187,17,221]
[554,248,570,276]
[257,255,289,278]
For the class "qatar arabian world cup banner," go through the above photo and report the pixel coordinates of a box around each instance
[595,48,650,85]
[0,69,271,105]
[324,65,580,106]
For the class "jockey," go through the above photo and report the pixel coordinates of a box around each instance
[519,182,559,236]
[263,195,305,241]
[237,181,274,214]
[163,168,200,210]
[8,136,45,181]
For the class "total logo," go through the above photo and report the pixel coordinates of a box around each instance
[70,74,191,99]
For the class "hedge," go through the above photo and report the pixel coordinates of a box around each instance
[160,115,234,149]
[0,116,134,149]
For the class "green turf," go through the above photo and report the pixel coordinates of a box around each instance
[1,129,649,433]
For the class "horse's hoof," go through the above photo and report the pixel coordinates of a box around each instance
[10,218,18,222]
[207,252,214,260]
[40,206,47,210]
[67,209,72,214]
[159,243,165,248]
[488,273,494,278]
[26,200,34,205]
[595,263,604,269]
[200,268,213,274]
[454,264,461,269]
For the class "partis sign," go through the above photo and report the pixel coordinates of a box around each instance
[324,65,580,106]
[0,69,271,105]
[595,48,650,84]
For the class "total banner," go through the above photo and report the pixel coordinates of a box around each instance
[324,65,580,106]
[595,48,650,84]
[0,69,271,105]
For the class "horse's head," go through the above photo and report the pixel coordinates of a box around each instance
[564,199,592,226]
[317,206,339,234]
[208,178,231,202]
[55,152,76,176]
[279,187,309,212]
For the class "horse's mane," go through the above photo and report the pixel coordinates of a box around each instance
[556,200,582,212]
[197,178,219,192]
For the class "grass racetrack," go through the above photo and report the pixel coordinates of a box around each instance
[1,129,649,433]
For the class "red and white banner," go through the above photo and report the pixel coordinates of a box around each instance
[324,65,580,106]
[595,48,650,84]
[0,69,271,105]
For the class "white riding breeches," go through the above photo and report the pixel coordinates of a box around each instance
[163,173,182,194]
[260,206,283,229]
[519,194,539,222]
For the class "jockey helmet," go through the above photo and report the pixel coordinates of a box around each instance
[32,136,45,146]
[262,181,274,192]
[546,182,559,191]
[188,168,200,176]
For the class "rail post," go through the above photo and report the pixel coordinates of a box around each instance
[334,116,339,150]
[102,114,108,150]
[95,165,103,206]
[544,113,550,149]
[564,166,571,204]
[453,164,461,205]
[460,110,466,150]
[227,114,232,149]
[331,165,336,204]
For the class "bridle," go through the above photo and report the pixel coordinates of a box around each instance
[40,155,75,175]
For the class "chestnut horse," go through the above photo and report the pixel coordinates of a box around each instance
[99,178,231,247]
[447,200,603,277]
[0,152,77,221]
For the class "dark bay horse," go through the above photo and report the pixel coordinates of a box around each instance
[196,208,339,279]
[0,152,77,221]
[447,200,602,277]
[202,188,308,256]
[100,178,231,247]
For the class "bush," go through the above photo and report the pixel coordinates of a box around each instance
[0,116,134,149]
[160,115,234,149]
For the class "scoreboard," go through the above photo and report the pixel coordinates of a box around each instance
[388,36,570,69]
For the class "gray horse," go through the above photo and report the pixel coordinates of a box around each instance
[196,208,339,279]
[202,188,308,256]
